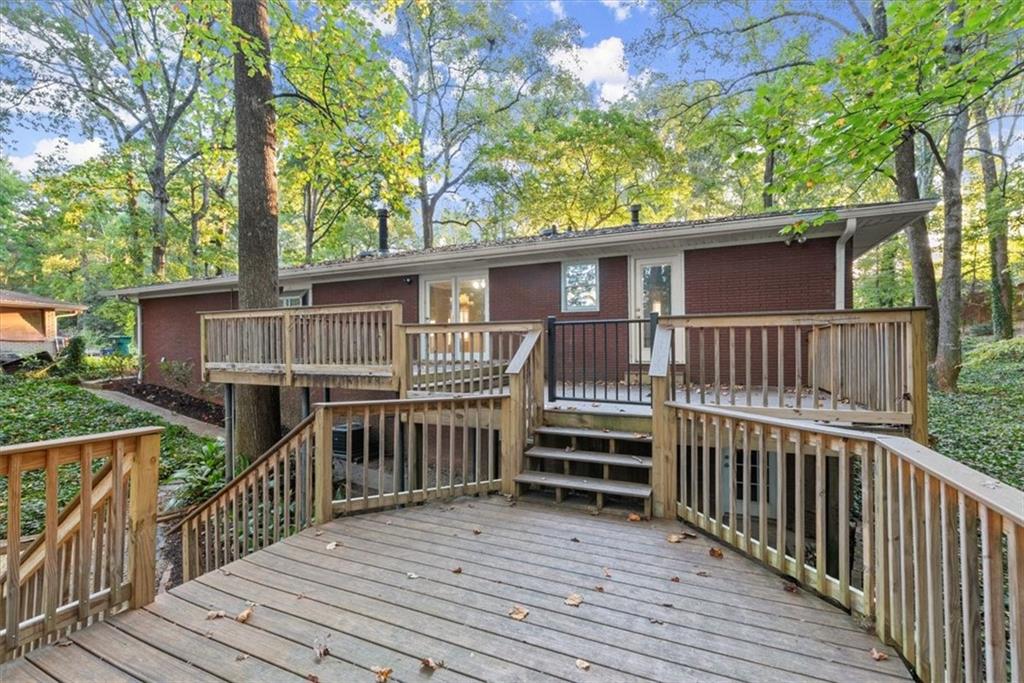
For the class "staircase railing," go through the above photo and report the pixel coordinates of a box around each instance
[660,402,1022,683]
[0,428,162,660]
[180,414,317,581]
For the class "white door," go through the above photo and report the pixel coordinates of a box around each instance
[631,256,683,363]
[422,274,488,358]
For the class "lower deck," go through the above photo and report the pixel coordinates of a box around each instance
[4,497,909,682]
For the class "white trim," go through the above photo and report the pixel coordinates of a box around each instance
[560,259,600,313]
[630,253,685,364]
[419,271,490,325]
[835,218,857,310]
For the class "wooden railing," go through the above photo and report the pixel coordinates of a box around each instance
[659,402,1022,683]
[402,322,541,394]
[180,415,316,581]
[201,302,405,390]
[0,428,161,660]
[651,308,928,443]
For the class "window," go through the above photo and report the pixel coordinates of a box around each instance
[562,260,599,312]
[279,290,309,307]
[421,274,488,355]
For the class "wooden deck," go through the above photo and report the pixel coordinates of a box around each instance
[2,497,911,683]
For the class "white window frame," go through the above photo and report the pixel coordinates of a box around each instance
[560,260,600,313]
[279,289,310,307]
[419,272,490,359]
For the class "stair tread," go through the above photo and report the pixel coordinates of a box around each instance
[515,471,652,498]
[525,446,652,468]
[535,425,652,442]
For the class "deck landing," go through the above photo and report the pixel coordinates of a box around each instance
[3,498,909,682]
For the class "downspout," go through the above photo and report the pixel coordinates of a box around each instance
[135,299,143,382]
[835,218,857,310]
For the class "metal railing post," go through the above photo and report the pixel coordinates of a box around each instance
[546,316,557,402]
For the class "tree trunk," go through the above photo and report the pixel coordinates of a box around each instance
[419,175,434,248]
[303,181,315,264]
[972,103,1013,339]
[762,148,775,209]
[934,108,969,391]
[147,144,169,280]
[232,0,281,460]
[894,130,939,359]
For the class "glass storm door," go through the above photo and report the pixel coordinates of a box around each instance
[424,274,488,358]
[632,256,681,363]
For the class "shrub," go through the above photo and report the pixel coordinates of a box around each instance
[158,358,195,393]
[57,336,86,375]
[967,323,993,336]
[964,336,1024,367]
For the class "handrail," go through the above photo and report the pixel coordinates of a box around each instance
[505,329,541,375]
[1,428,161,659]
[663,401,1022,682]
[198,300,406,316]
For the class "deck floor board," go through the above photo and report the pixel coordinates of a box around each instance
[2,496,911,682]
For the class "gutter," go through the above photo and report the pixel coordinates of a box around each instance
[835,217,857,310]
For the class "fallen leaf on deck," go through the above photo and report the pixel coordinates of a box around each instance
[406,572,420,579]
[564,593,584,607]
[627,512,641,522]
[870,648,889,662]
[235,653,249,662]
[371,666,393,682]
[680,531,697,539]
[602,567,612,578]
[55,639,72,647]
[709,547,724,559]
[206,610,227,620]
[451,566,463,574]
[420,657,445,671]
[325,541,338,550]
[314,530,323,536]
[306,675,320,683]
[296,593,305,600]
[594,585,604,592]
[783,582,798,593]
[576,659,591,671]
[473,528,482,535]
[236,606,254,623]
[666,534,683,543]
[696,571,710,577]
[670,576,680,583]
[313,633,331,661]
[509,605,529,621]
[570,537,580,543]
[649,617,664,625]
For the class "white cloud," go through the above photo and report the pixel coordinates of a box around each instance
[600,0,632,21]
[548,0,566,19]
[7,137,104,175]
[549,36,631,104]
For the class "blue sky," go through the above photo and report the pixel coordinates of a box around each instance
[3,0,667,173]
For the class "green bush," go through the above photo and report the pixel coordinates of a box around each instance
[964,336,1024,367]
[967,322,993,336]
[57,336,86,375]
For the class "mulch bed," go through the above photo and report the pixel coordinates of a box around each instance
[103,379,224,426]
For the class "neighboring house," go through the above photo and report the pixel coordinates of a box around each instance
[0,289,86,361]
[106,199,937,397]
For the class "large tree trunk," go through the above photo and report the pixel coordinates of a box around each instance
[303,181,315,264]
[419,175,434,248]
[894,130,939,359]
[762,148,775,209]
[147,144,170,280]
[972,103,1014,339]
[232,0,281,460]
[934,108,970,391]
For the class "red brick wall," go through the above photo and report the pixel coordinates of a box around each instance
[140,291,236,393]
[313,275,419,323]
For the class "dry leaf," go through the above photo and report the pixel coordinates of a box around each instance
[564,593,584,607]
[420,658,445,671]
[783,582,798,593]
[451,566,463,574]
[594,585,604,592]
[472,528,482,535]
[235,653,249,662]
[870,648,889,662]
[575,659,591,671]
[649,617,664,625]
[313,634,331,662]
[508,605,529,621]
[325,541,338,550]
[406,572,420,579]
[371,666,393,682]
[666,534,683,543]
[670,576,680,583]
[680,531,697,539]
[696,570,710,577]
[709,547,724,559]
[236,606,254,623]
[627,512,641,522]
[306,675,320,683]
[206,610,227,620]
[314,530,323,536]
[55,639,72,647]
[602,567,612,578]
[570,537,580,543]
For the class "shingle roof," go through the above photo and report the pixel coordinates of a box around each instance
[0,289,87,312]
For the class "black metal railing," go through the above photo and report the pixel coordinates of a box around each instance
[546,314,658,405]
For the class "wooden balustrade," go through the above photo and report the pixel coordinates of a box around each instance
[201,302,404,390]
[653,308,928,443]
[402,322,541,395]
[0,428,162,660]
[661,402,1022,683]
[180,415,317,581]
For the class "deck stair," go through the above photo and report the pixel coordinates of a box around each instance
[515,423,654,517]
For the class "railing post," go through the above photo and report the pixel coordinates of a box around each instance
[128,432,161,609]
[649,325,676,519]
[501,377,525,497]
[546,316,556,403]
[313,406,334,524]
[533,324,545,425]
[393,318,408,398]
[909,309,929,445]
[283,309,294,386]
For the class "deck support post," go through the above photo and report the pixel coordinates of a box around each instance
[500,385,525,497]
[909,309,929,445]
[128,432,161,609]
[313,406,334,524]
[224,383,235,480]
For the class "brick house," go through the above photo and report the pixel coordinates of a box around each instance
[106,199,936,402]
[0,289,86,362]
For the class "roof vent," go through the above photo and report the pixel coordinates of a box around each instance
[630,204,641,225]
[377,208,389,253]
[540,224,558,237]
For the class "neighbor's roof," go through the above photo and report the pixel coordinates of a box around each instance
[0,289,87,313]
[106,198,938,299]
